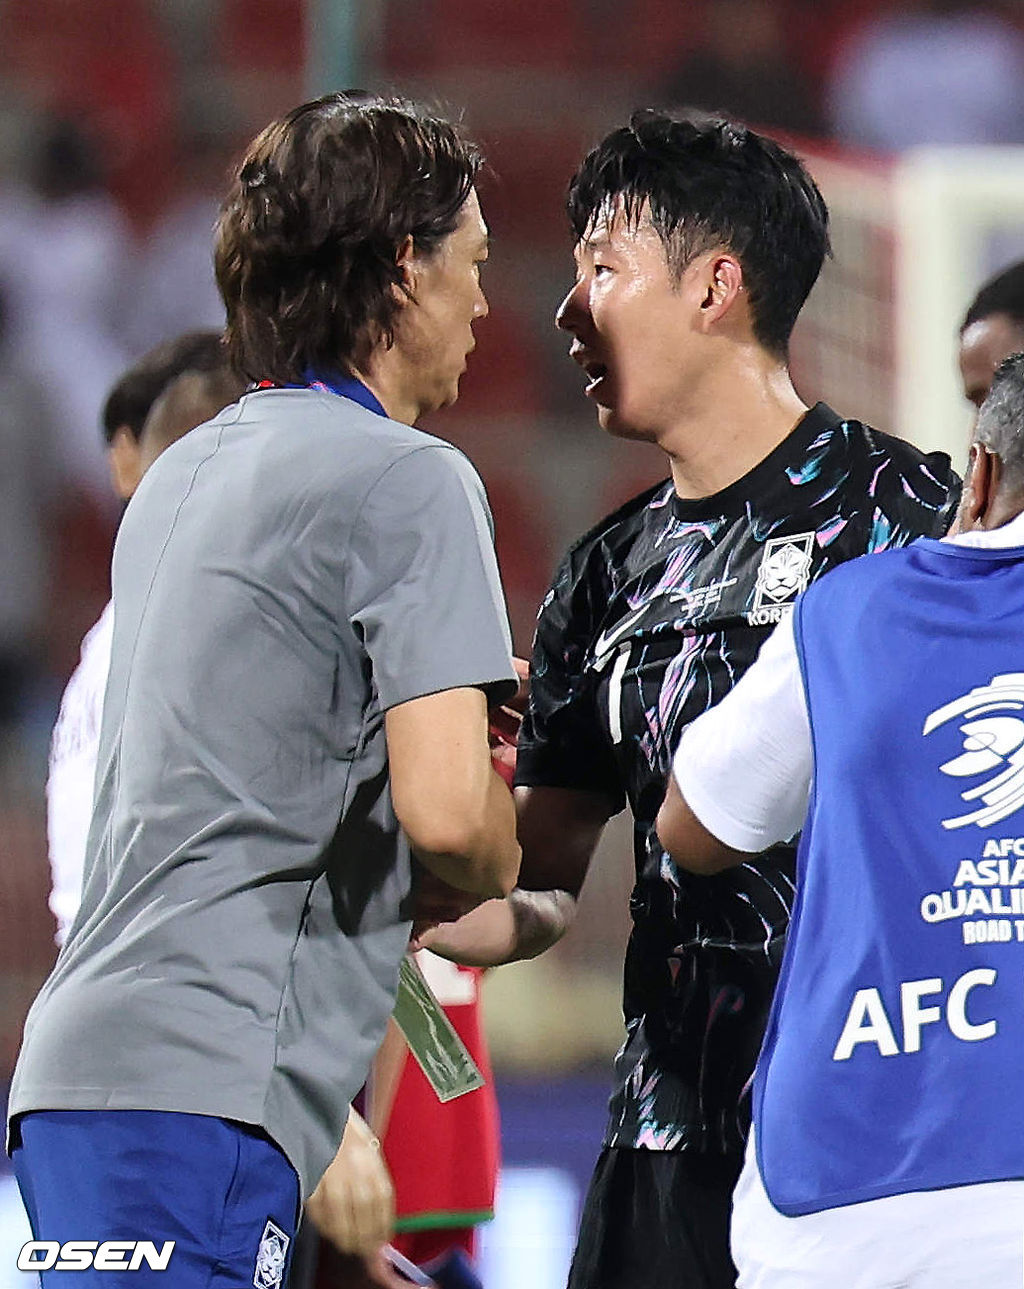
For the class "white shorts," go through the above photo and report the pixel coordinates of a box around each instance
[732,1131,1024,1288]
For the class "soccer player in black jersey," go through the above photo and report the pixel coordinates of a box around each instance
[420,111,960,1289]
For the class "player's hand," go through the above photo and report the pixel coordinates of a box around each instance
[307,1110,394,1257]
[489,735,517,789]
[412,894,518,965]
[409,864,482,941]
[489,657,529,788]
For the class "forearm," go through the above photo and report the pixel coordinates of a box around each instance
[387,689,521,899]
[656,775,749,873]
[509,886,576,959]
[366,1020,407,1140]
[410,768,521,899]
[416,886,576,966]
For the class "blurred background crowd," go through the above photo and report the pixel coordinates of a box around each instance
[2,0,1024,1281]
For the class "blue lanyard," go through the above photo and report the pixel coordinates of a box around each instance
[305,372,387,418]
[256,372,387,419]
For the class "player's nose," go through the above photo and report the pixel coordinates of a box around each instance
[555,280,587,335]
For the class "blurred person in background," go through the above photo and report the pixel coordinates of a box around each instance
[828,0,1024,151]
[0,280,60,747]
[656,351,1024,1288]
[47,330,244,946]
[8,92,520,1287]
[0,114,129,508]
[124,96,237,352]
[422,109,960,1289]
[657,0,823,139]
[958,260,1024,412]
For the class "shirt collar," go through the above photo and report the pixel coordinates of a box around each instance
[946,510,1024,550]
[305,371,387,418]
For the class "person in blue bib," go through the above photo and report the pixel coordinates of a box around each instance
[657,351,1024,1287]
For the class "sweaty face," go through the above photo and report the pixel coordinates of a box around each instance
[959,313,1024,410]
[555,205,704,441]
[404,188,489,419]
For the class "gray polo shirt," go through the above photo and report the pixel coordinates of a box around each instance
[9,386,517,1196]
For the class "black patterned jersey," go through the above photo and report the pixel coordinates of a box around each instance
[516,404,960,1156]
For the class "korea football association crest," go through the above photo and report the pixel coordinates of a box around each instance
[923,673,1024,829]
[747,532,815,626]
[253,1220,290,1289]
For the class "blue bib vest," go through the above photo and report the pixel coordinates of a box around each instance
[755,536,1024,1215]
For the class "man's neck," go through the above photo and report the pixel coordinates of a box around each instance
[661,359,808,501]
[953,507,1024,549]
[350,344,420,426]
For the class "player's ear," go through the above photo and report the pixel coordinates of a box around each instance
[107,425,143,501]
[960,442,993,531]
[697,254,744,328]
[393,235,417,306]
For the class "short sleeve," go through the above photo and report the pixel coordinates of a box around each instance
[672,613,812,850]
[515,558,626,809]
[854,443,961,555]
[348,445,517,711]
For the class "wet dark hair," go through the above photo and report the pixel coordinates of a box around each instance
[976,351,1024,491]
[567,109,831,357]
[102,330,229,443]
[214,92,482,385]
[962,261,1024,333]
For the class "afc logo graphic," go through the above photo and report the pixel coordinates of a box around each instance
[747,532,815,626]
[923,673,1024,830]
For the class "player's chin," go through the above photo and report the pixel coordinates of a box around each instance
[597,404,650,442]
[429,375,464,415]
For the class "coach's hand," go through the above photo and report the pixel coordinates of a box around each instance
[409,864,482,940]
[307,1109,395,1256]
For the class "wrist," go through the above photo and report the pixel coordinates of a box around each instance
[345,1108,381,1151]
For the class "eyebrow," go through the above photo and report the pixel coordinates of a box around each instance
[575,231,612,264]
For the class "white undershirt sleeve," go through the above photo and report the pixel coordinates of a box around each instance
[672,612,813,853]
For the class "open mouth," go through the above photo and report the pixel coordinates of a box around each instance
[583,361,608,394]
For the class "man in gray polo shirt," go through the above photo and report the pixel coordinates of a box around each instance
[8,93,521,1287]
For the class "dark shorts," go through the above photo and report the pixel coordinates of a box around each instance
[567,1145,743,1289]
[12,1109,300,1288]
